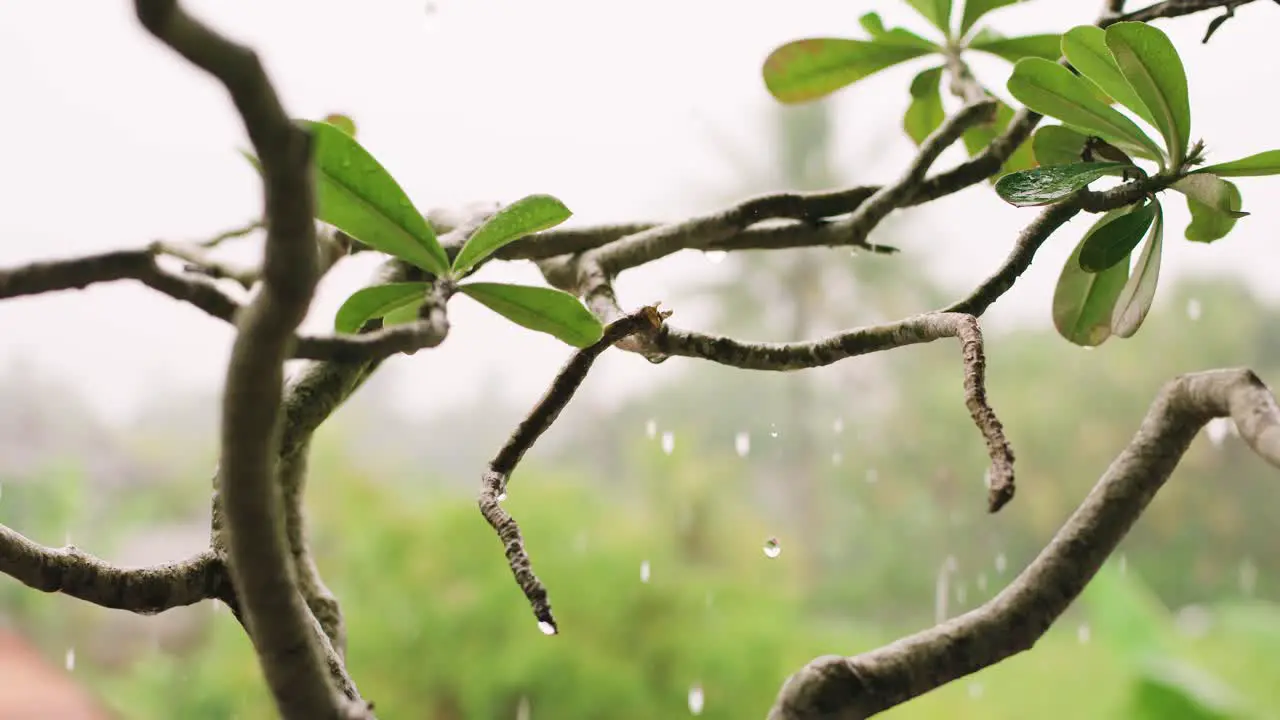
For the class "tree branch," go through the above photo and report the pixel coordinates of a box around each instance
[134,0,365,717]
[0,535,232,613]
[769,369,1280,719]
[479,306,669,632]
[1103,0,1268,26]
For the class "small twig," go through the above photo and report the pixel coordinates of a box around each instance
[198,218,263,248]
[479,305,669,633]
[1102,0,1265,26]
[150,239,260,289]
[768,368,1280,719]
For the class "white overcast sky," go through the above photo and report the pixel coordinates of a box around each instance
[1,0,1278,423]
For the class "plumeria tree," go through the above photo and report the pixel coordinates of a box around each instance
[1,1,1279,719]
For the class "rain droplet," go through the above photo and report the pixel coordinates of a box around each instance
[982,468,993,489]
[1239,557,1258,596]
[705,591,714,607]
[769,424,779,438]
[645,419,657,439]
[1117,553,1128,576]
[832,417,844,434]
[496,491,508,502]
[687,684,705,715]
[1205,417,1232,447]
[954,583,968,604]
[734,431,751,457]
[763,537,781,558]
[1187,298,1202,321]
[573,531,588,555]
[516,695,531,720]
[537,621,557,636]
[65,648,75,671]
[661,432,675,455]
[1076,623,1091,644]
[995,552,1007,574]
[64,531,72,547]
[865,468,879,484]
[831,452,843,466]
[976,573,988,593]
[705,250,727,264]
[640,560,651,583]
[968,682,984,699]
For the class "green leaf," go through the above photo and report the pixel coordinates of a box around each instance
[1181,177,1244,243]
[322,113,357,137]
[459,282,604,348]
[452,194,572,274]
[1079,563,1173,659]
[1106,22,1191,165]
[960,0,1023,36]
[859,12,886,37]
[994,161,1129,206]
[969,31,1063,63]
[1032,125,1090,166]
[1052,210,1131,346]
[858,13,939,50]
[903,0,953,34]
[1194,149,1280,177]
[1111,200,1163,338]
[381,297,425,327]
[333,282,430,334]
[299,120,449,276]
[1172,175,1249,218]
[1061,26,1159,129]
[1007,57,1165,163]
[763,39,934,104]
[1130,657,1250,720]
[1079,199,1157,272]
[904,66,946,145]
[962,96,1036,175]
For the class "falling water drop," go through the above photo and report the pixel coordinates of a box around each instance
[968,682,984,700]
[705,250,728,264]
[976,573,988,593]
[1077,623,1091,644]
[763,537,782,558]
[1204,418,1232,447]
[497,491,508,502]
[1187,298,1202,321]
[1175,605,1213,638]
[831,452,843,466]
[769,424,780,438]
[734,431,751,457]
[661,432,675,455]
[65,648,75,671]
[865,468,879,484]
[687,684,705,715]
[955,583,968,605]
[645,419,657,439]
[1239,557,1258,596]
[995,552,1008,574]
[705,591,714,608]
[537,621,557,636]
[832,417,844,434]
[640,560,651,583]
[64,531,72,548]
[1118,553,1128,576]
[516,695,531,720]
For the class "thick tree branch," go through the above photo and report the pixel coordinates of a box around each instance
[769,369,1280,719]
[0,536,232,613]
[480,306,669,632]
[134,0,364,717]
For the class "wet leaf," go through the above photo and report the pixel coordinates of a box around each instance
[300,120,449,276]
[1079,199,1157,272]
[1052,209,1131,346]
[459,282,604,347]
[334,282,430,333]
[452,194,572,274]
[1061,26,1158,129]
[1032,124,1090,166]
[994,161,1128,206]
